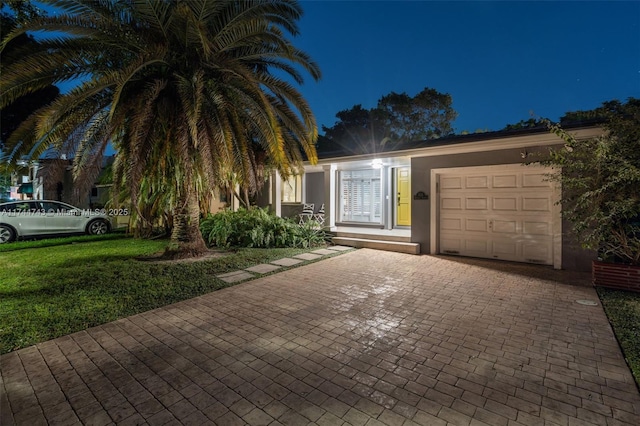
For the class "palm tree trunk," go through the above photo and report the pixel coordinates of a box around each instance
[231,187,251,209]
[166,185,208,258]
[243,187,250,208]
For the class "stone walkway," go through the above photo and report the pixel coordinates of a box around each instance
[2,249,640,425]
[215,245,353,284]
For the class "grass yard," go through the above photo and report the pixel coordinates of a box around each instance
[597,287,640,388]
[0,234,332,353]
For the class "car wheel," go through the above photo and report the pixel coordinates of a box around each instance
[87,219,109,235]
[0,225,16,243]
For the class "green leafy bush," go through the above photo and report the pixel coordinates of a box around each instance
[200,208,328,248]
[536,99,640,265]
[295,219,329,248]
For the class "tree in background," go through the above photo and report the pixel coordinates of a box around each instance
[501,118,546,131]
[500,101,618,132]
[1,0,320,257]
[558,100,629,125]
[0,169,9,202]
[318,105,388,155]
[378,87,457,141]
[536,98,640,265]
[319,87,456,155]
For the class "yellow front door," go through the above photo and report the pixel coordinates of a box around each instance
[396,167,411,226]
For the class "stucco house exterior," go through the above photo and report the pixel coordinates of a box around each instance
[262,122,603,272]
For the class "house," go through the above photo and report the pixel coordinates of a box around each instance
[6,160,44,201]
[262,122,603,272]
[5,157,91,205]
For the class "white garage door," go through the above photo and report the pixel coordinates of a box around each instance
[438,165,558,265]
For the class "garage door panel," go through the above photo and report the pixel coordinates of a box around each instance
[442,218,462,230]
[441,177,463,189]
[441,197,462,210]
[493,240,518,256]
[523,241,552,264]
[493,220,517,234]
[465,239,489,254]
[439,165,555,266]
[493,197,518,211]
[522,197,551,211]
[493,174,518,188]
[466,197,488,210]
[441,238,461,254]
[523,173,550,187]
[523,221,550,235]
[466,219,488,232]
[466,176,489,188]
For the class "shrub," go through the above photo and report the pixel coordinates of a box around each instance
[536,98,640,265]
[294,219,329,248]
[200,208,328,249]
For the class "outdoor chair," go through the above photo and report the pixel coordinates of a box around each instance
[313,204,325,226]
[298,203,314,224]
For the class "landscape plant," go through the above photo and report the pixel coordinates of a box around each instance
[200,208,328,249]
[536,99,640,266]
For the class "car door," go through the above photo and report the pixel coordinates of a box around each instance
[42,201,83,233]
[12,201,48,236]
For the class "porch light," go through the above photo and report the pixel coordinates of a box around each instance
[371,159,383,169]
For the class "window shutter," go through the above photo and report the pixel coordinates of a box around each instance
[339,169,382,223]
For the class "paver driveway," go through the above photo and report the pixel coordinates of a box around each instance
[2,249,640,425]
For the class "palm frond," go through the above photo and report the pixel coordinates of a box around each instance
[2,0,320,245]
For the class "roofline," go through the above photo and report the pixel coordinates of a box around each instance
[308,123,604,166]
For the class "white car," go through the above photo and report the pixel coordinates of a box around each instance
[0,200,112,243]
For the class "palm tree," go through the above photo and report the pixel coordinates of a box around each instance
[1,0,320,256]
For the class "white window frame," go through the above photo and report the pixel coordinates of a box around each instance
[339,169,383,224]
[281,174,302,203]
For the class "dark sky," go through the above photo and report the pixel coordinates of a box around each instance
[293,0,640,133]
[35,0,640,135]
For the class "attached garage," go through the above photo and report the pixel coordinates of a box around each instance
[294,124,601,271]
[432,164,561,268]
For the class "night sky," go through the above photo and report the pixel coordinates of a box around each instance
[293,0,640,133]
[34,0,640,136]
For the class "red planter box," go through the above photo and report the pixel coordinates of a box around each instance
[592,260,640,292]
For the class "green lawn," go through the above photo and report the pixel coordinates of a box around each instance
[597,287,640,388]
[0,234,334,353]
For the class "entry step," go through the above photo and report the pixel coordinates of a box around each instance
[334,232,411,242]
[332,237,420,255]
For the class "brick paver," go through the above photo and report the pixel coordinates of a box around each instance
[2,249,640,425]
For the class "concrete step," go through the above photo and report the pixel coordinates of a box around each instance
[334,232,411,242]
[332,237,420,255]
